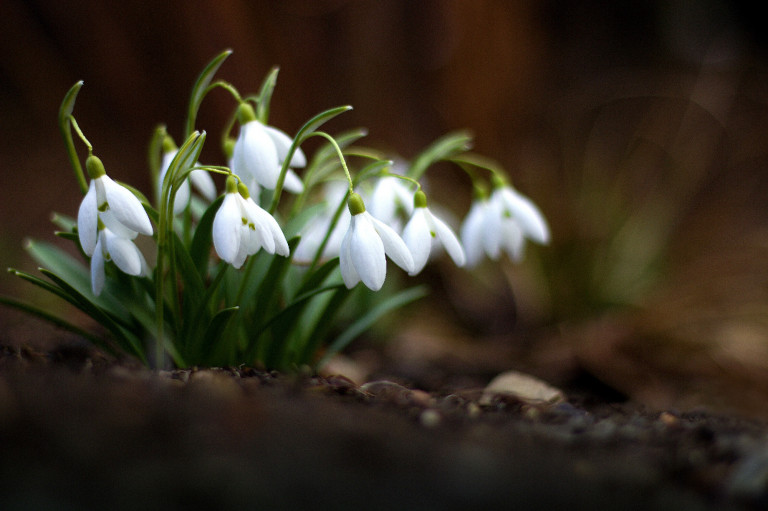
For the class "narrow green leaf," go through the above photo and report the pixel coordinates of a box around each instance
[296,106,353,146]
[189,195,223,276]
[318,285,428,367]
[186,49,232,137]
[255,66,280,123]
[408,131,473,181]
[0,295,110,348]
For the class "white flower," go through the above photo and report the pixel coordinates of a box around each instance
[159,149,217,214]
[293,181,349,262]
[401,191,465,275]
[212,177,289,269]
[339,193,414,291]
[460,183,549,266]
[367,175,414,228]
[231,103,305,193]
[90,226,148,295]
[77,155,153,258]
[491,185,550,245]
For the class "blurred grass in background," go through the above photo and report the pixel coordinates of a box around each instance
[2,0,768,416]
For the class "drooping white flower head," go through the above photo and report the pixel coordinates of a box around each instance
[90,223,149,295]
[339,192,415,291]
[77,155,153,258]
[212,176,289,269]
[293,180,350,263]
[230,103,305,194]
[401,191,465,275]
[491,184,550,246]
[460,178,549,266]
[367,175,414,229]
[460,196,496,268]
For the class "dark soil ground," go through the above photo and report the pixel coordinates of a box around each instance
[2,342,768,511]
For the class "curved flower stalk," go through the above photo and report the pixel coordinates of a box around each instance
[339,192,414,291]
[402,190,466,275]
[77,154,153,257]
[212,175,289,268]
[231,103,305,193]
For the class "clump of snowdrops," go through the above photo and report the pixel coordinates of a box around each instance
[2,50,549,370]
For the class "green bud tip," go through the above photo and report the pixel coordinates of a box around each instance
[223,138,236,159]
[85,155,106,179]
[413,190,428,209]
[236,103,257,124]
[491,173,507,189]
[237,181,250,199]
[225,175,239,194]
[347,192,366,216]
[162,135,177,153]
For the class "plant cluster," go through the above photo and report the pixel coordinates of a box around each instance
[2,50,549,370]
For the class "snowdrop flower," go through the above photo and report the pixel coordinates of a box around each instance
[490,183,549,246]
[212,176,289,269]
[293,181,350,262]
[231,103,305,193]
[339,193,414,291]
[90,223,149,296]
[367,175,414,230]
[77,154,153,258]
[460,180,549,266]
[460,195,497,267]
[401,191,465,275]
[158,137,216,214]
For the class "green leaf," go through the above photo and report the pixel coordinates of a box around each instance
[186,49,232,137]
[255,66,280,123]
[408,131,473,181]
[58,80,83,124]
[296,106,353,146]
[318,285,428,367]
[198,306,240,366]
[0,294,110,348]
[189,195,223,276]
[38,269,145,360]
[24,240,130,322]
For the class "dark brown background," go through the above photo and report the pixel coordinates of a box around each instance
[3,0,768,416]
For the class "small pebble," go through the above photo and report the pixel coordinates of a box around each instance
[420,409,442,428]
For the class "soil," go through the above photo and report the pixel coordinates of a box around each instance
[2,342,768,511]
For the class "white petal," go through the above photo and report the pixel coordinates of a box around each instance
[369,214,414,274]
[90,237,105,296]
[77,181,98,256]
[460,201,488,268]
[401,209,432,275]
[212,193,243,265]
[497,188,550,244]
[104,230,143,276]
[100,175,153,235]
[99,209,139,240]
[189,169,217,201]
[428,209,466,267]
[241,197,275,254]
[234,120,280,189]
[499,218,525,261]
[171,178,191,215]
[264,125,306,168]
[282,169,304,194]
[339,223,360,288]
[350,214,386,291]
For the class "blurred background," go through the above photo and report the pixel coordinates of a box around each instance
[2,0,768,417]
